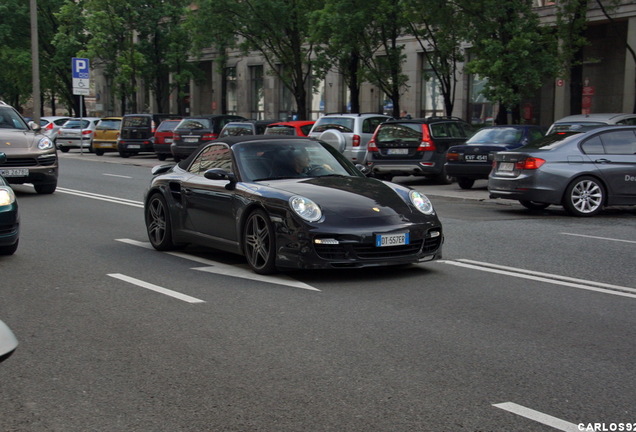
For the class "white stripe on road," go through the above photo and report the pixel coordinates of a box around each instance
[57,187,143,208]
[561,232,636,245]
[440,259,636,299]
[493,402,580,432]
[102,173,133,179]
[116,239,320,291]
[108,273,205,303]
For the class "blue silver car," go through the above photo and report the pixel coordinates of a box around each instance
[0,152,19,254]
[488,127,636,216]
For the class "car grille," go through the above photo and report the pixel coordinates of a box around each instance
[314,229,442,261]
[4,157,56,167]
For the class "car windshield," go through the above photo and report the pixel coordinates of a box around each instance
[466,127,523,145]
[63,120,93,129]
[312,118,354,133]
[519,132,580,150]
[233,140,359,182]
[0,107,29,130]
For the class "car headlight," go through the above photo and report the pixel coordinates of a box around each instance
[0,187,16,206]
[289,195,322,222]
[37,136,54,150]
[409,190,434,215]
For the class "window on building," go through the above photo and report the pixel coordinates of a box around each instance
[278,66,296,120]
[225,67,238,115]
[468,74,496,126]
[310,78,324,119]
[250,65,264,119]
[420,60,445,117]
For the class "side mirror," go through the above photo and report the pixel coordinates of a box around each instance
[204,168,237,190]
[355,163,371,176]
[0,152,6,164]
[28,121,41,132]
[151,164,175,176]
[0,320,18,364]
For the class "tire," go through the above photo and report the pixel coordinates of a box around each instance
[0,240,18,255]
[119,151,130,158]
[157,154,167,161]
[372,173,393,181]
[562,176,605,216]
[95,149,104,156]
[457,177,475,189]
[519,200,550,210]
[243,209,276,274]
[433,168,454,185]
[145,193,177,250]
[34,182,57,194]
[59,146,69,153]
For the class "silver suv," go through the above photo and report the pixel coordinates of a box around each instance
[547,113,636,134]
[308,113,390,163]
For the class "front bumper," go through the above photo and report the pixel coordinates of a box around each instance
[0,202,19,248]
[0,153,58,186]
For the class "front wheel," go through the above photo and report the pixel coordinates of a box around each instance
[34,182,56,194]
[243,209,276,274]
[145,193,177,250]
[562,176,605,216]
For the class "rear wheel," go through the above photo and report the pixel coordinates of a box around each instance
[58,145,69,153]
[562,176,605,216]
[95,149,104,156]
[119,151,130,158]
[457,177,475,189]
[243,209,276,274]
[145,193,177,250]
[519,200,550,210]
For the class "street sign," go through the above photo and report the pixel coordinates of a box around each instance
[72,57,90,96]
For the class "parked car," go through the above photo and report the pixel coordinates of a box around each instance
[170,114,245,161]
[0,152,19,255]
[264,120,315,137]
[0,319,18,363]
[546,113,636,134]
[39,116,71,143]
[365,116,476,183]
[308,113,390,163]
[118,113,180,158]
[91,116,122,156]
[144,135,443,274]
[0,101,58,194]
[445,125,545,189]
[153,119,182,161]
[56,117,101,152]
[219,120,279,138]
[488,126,636,216]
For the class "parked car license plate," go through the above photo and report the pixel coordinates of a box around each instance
[387,148,409,155]
[0,168,29,177]
[127,144,141,149]
[465,154,488,162]
[184,137,199,143]
[375,232,409,247]
[498,162,515,172]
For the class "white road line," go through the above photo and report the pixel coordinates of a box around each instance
[57,187,143,208]
[493,402,580,432]
[116,239,320,291]
[108,273,205,303]
[440,259,636,299]
[102,173,133,179]
[561,232,636,244]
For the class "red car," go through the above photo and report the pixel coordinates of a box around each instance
[153,119,182,160]
[264,120,315,137]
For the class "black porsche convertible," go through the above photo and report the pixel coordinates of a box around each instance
[144,136,443,274]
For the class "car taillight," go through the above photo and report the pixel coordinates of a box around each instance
[446,151,459,161]
[202,133,218,141]
[367,137,378,152]
[417,125,435,151]
[45,123,54,130]
[352,134,361,147]
[515,157,545,170]
[82,130,92,135]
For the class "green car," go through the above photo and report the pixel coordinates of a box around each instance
[0,152,19,255]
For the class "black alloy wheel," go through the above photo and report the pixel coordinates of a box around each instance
[145,193,177,250]
[243,209,276,274]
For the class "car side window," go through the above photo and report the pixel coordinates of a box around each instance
[188,143,232,175]
[616,118,636,126]
[362,117,386,134]
[599,130,636,155]
[581,135,605,154]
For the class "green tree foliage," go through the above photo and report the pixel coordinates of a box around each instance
[0,0,31,108]
[463,0,557,123]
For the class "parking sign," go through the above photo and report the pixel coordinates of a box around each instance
[72,57,90,95]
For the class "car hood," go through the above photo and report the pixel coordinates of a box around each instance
[258,176,417,221]
[0,130,39,149]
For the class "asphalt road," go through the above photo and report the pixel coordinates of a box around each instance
[1,151,635,432]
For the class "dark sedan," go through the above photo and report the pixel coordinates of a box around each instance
[0,152,19,255]
[445,125,545,189]
[488,127,636,216]
[144,136,443,274]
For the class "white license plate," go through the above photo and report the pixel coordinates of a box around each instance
[387,148,409,155]
[498,162,514,172]
[465,154,488,162]
[184,137,199,143]
[0,168,29,177]
[165,138,173,143]
[375,232,409,247]
[127,144,141,149]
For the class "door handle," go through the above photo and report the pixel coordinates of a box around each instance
[594,158,611,164]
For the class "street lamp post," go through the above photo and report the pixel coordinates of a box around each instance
[30,0,41,122]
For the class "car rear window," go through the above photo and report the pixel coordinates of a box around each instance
[122,116,151,128]
[466,127,523,145]
[97,119,121,130]
[312,118,354,133]
[265,125,296,136]
[376,123,421,143]
[521,132,580,150]
[177,119,212,130]
[63,119,93,129]
[156,120,180,132]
